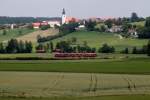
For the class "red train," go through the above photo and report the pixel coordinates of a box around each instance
[54,53,97,58]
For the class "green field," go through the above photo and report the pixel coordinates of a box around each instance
[0,30,150,99]
[0,58,150,99]
[0,28,35,42]
[130,21,145,27]
[0,53,53,58]
[1,72,150,98]
[51,31,148,51]
[0,58,149,74]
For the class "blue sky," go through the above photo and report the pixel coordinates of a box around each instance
[0,0,149,18]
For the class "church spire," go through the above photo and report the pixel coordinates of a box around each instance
[62,8,66,24]
[62,8,66,15]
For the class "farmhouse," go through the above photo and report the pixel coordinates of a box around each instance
[32,22,41,29]
[32,21,48,29]
[48,20,61,27]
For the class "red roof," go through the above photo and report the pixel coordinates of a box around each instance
[32,22,41,27]
[65,17,79,23]
[41,22,48,26]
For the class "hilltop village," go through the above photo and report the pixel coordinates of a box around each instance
[0,8,150,58]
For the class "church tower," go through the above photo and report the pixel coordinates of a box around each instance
[62,8,66,24]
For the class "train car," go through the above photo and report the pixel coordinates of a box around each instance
[54,53,97,59]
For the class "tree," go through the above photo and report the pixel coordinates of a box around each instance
[36,44,45,50]
[138,17,150,39]
[98,44,115,53]
[105,19,113,29]
[132,47,137,54]
[40,25,50,30]
[50,42,54,53]
[37,35,42,43]
[2,30,7,35]
[131,12,139,22]
[145,17,150,27]
[59,22,79,34]
[55,41,72,53]
[0,43,5,53]
[85,20,96,31]
[101,25,106,32]
[147,40,150,56]
[25,41,33,53]
[122,23,132,37]
[6,39,19,53]
[18,40,25,53]
[121,48,129,54]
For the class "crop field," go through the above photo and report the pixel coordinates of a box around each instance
[0,58,150,74]
[0,72,150,98]
[0,58,150,100]
[17,29,59,43]
[51,31,148,51]
[0,53,149,100]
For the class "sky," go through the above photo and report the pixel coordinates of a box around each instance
[0,0,150,18]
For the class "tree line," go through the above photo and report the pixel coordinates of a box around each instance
[37,22,79,43]
[0,39,32,53]
[138,17,150,39]
[1,38,150,57]
[0,17,61,24]
[36,39,150,56]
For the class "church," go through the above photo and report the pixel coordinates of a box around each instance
[32,8,79,29]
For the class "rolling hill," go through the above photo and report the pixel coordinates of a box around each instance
[17,29,59,43]
[0,28,35,43]
[51,31,148,51]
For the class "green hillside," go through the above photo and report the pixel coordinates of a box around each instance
[0,28,35,42]
[130,21,145,27]
[51,31,148,51]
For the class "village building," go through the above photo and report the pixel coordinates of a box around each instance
[108,25,122,33]
[128,29,138,38]
[32,8,79,29]
[32,22,41,29]
[48,20,61,27]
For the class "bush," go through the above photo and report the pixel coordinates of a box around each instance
[132,46,147,54]
[121,48,129,54]
[40,25,50,30]
[98,44,115,53]
[147,40,150,56]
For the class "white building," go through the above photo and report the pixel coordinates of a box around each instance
[62,8,67,24]
[48,20,60,27]
[48,8,66,27]
[11,24,14,29]
[33,8,69,28]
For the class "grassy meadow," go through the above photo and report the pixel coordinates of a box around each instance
[51,31,148,51]
[0,30,150,100]
[0,58,149,74]
[0,28,35,42]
